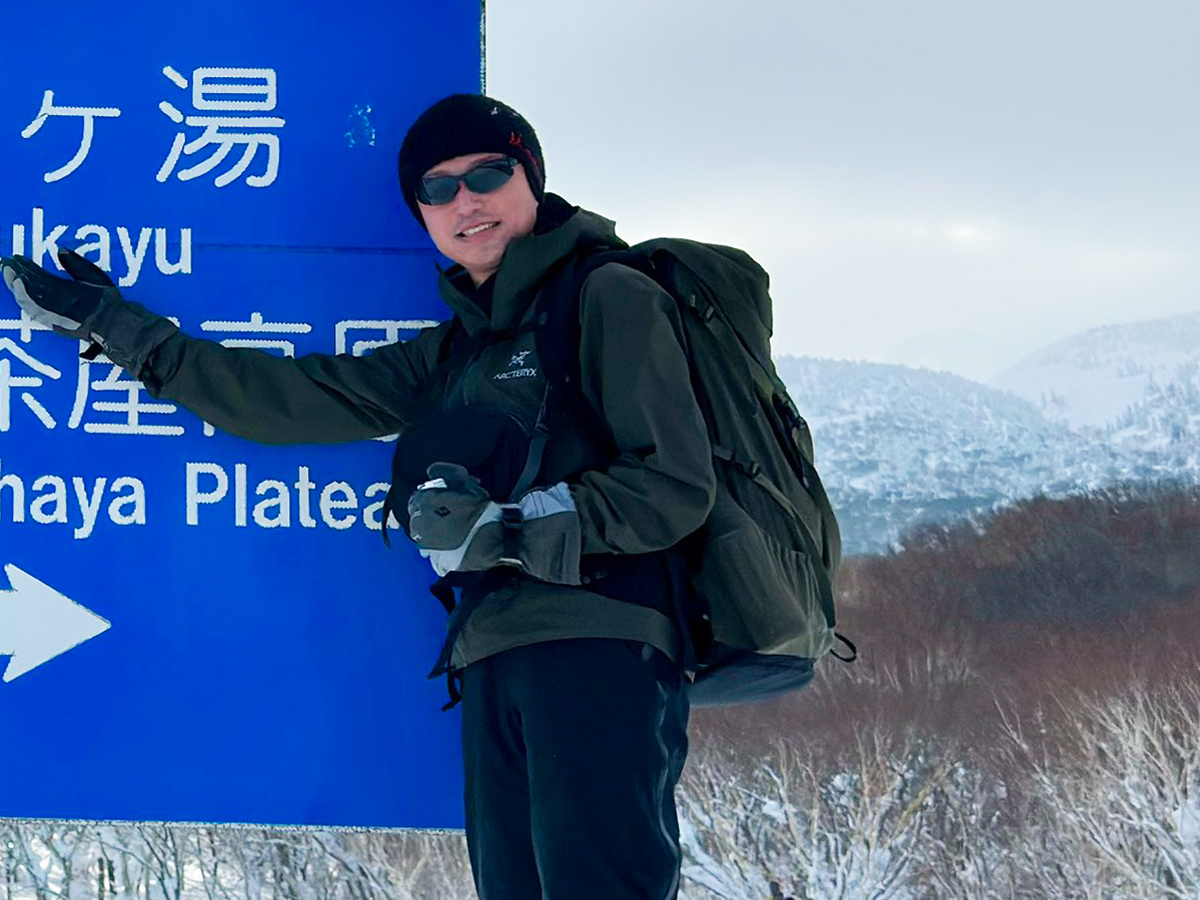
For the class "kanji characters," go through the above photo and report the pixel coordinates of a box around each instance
[157,66,286,188]
[335,319,440,356]
[15,68,285,189]
[68,355,186,437]
[0,338,62,431]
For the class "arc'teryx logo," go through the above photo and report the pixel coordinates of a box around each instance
[494,349,537,382]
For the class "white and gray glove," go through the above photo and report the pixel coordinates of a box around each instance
[0,248,177,374]
[407,462,582,584]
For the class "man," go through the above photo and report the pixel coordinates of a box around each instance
[2,94,715,900]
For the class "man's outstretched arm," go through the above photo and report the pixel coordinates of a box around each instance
[1,248,450,444]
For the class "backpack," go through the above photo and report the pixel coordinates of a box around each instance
[536,238,856,706]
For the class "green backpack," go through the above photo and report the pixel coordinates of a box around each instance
[539,238,856,706]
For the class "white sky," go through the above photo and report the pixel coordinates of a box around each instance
[485,0,1200,380]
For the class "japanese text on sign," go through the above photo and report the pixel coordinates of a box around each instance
[21,67,285,188]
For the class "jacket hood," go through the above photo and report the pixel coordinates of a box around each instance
[436,193,625,336]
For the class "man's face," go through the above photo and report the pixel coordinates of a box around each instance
[418,152,539,286]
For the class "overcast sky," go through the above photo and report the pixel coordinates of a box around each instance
[485,0,1200,380]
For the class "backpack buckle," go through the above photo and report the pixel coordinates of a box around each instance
[498,505,524,568]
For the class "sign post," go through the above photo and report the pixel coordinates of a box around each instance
[0,0,482,829]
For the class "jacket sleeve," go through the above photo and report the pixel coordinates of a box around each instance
[140,319,453,444]
[569,262,716,555]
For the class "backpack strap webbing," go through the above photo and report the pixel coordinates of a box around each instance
[426,569,519,709]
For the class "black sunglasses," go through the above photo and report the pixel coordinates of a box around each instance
[417,156,518,206]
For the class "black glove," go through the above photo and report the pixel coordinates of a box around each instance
[407,461,583,583]
[1,247,177,373]
[1,248,112,342]
[407,462,494,551]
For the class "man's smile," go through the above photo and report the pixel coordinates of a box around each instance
[458,221,500,238]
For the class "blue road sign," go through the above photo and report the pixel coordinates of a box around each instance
[0,1,482,828]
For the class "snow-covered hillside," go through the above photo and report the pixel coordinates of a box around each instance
[1105,360,1200,470]
[990,312,1200,430]
[776,355,1189,553]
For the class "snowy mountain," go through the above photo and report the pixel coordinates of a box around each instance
[780,310,1200,553]
[1106,360,1200,473]
[776,356,1182,554]
[990,312,1200,430]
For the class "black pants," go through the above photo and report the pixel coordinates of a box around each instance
[460,638,691,900]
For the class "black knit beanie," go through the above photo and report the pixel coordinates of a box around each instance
[398,94,545,227]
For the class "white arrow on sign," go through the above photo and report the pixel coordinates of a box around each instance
[0,564,111,683]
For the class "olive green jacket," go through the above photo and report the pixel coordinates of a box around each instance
[137,196,716,668]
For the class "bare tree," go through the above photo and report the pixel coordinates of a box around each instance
[0,823,472,900]
[678,728,949,900]
[1002,677,1200,900]
[917,757,1024,900]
